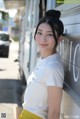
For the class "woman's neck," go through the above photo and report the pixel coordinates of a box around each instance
[40,50,56,59]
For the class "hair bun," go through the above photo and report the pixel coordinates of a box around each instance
[45,10,61,19]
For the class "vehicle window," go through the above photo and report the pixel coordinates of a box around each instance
[0,34,9,41]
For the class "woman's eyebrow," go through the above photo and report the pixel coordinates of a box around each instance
[47,31,53,33]
[37,29,53,33]
[37,29,42,31]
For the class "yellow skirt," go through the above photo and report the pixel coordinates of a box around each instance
[19,109,42,119]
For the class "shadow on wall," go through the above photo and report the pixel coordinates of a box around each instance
[0,79,23,106]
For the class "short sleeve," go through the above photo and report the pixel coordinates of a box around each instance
[45,63,64,88]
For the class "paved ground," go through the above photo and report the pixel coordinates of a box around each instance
[0,42,23,119]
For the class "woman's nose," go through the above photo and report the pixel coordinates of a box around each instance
[41,35,46,41]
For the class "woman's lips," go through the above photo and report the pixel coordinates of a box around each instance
[39,44,48,47]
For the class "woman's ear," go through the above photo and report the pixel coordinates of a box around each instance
[58,35,63,43]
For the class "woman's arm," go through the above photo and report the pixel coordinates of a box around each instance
[47,86,63,119]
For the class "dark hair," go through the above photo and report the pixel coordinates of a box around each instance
[34,9,64,46]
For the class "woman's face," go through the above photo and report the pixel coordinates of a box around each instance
[35,23,56,57]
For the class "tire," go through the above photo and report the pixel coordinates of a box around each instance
[3,47,9,58]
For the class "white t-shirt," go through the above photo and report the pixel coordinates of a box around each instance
[23,53,64,119]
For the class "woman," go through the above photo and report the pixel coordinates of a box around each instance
[19,9,64,119]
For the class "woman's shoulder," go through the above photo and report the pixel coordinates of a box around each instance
[46,59,63,70]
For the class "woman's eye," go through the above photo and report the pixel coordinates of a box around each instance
[37,32,42,35]
[48,34,53,36]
